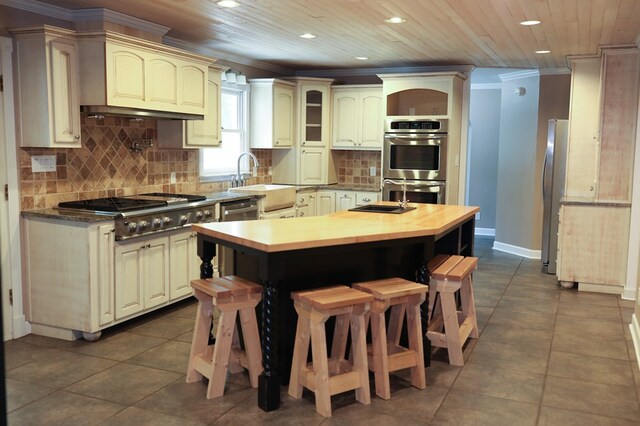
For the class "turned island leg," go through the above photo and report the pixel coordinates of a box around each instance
[258,280,281,411]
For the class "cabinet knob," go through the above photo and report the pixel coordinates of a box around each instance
[276,141,280,145]
[299,212,305,216]
[146,243,151,248]
[363,198,371,202]
[302,141,306,145]
[74,135,80,140]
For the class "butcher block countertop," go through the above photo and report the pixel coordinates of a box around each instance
[192,202,479,253]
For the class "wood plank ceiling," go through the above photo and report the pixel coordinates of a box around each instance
[32,0,640,70]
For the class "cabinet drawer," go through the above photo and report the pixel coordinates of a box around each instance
[356,192,380,206]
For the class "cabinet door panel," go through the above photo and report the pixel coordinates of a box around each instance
[300,148,326,184]
[97,224,114,326]
[187,71,221,146]
[274,85,294,147]
[106,46,146,107]
[114,244,144,319]
[336,192,356,211]
[169,232,198,299]
[180,64,207,112]
[145,238,170,308]
[316,191,335,215]
[360,93,383,148]
[148,58,178,108]
[50,40,80,145]
[333,93,357,148]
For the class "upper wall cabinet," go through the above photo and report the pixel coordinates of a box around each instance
[12,26,81,148]
[77,32,212,116]
[157,68,224,148]
[332,85,383,150]
[250,79,295,148]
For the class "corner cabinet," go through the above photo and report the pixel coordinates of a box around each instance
[11,26,81,148]
[250,79,296,148]
[332,85,383,150]
[77,31,212,116]
[157,67,224,148]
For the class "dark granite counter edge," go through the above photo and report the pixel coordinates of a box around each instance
[560,200,631,208]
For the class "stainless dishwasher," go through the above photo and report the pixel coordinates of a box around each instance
[219,198,259,275]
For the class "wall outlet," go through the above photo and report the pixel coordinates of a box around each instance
[268,166,273,176]
[31,155,56,173]
[475,212,481,221]
[170,172,176,184]
[370,166,376,176]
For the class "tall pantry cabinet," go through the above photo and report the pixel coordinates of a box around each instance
[557,48,639,294]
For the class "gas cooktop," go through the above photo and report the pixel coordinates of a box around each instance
[58,193,207,213]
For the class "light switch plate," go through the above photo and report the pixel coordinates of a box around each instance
[370,166,376,176]
[170,172,177,183]
[31,155,57,173]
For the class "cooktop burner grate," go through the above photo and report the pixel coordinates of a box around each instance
[58,197,167,212]
[140,193,206,202]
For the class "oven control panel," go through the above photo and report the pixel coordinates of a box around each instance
[114,204,217,240]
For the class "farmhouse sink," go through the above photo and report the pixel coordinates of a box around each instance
[228,184,296,211]
[348,204,417,214]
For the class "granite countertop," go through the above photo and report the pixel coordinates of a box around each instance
[294,184,381,192]
[560,197,631,208]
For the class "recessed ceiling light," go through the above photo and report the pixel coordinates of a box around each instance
[384,17,407,24]
[355,56,369,60]
[520,20,541,26]
[300,33,316,39]
[535,50,551,54]
[217,0,239,7]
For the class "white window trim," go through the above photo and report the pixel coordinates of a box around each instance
[199,83,250,181]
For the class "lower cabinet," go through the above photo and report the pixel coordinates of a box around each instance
[114,236,170,320]
[316,191,336,215]
[297,189,381,217]
[335,191,356,211]
[169,231,201,299]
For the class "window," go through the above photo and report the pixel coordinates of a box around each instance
[200,84,249,177]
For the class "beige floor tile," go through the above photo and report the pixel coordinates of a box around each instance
[451,363,544,404]
[555,315,626,340]
[174,330,194,343]
[136,377,253,424]
[559,290,620,307]
[473,285,505,308]
[431,389,538,426]
[125,340,191,373]
[125,314,194,339]
[621,308,634,324]
[424,360,462,388]
[542,376,640,421]
[551,331,629,360]
[3,340,62,371]
[497,295,558,316]
[6,349,117,389]
[502,284,560,300]
[7,391,124,425]
[5,378,56,412]
[73,331,167,361]
[468,339,549,374]
[65,363,182,405]
[538,406,640,426]
[547,351,635,386]
[488,306,556,331]
[557,303,622,322]
[101,406,206,426]
[480,323,554,351]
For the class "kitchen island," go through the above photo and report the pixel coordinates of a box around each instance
[192,202,478,411]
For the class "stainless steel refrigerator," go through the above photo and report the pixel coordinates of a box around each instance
[541,119,569,274]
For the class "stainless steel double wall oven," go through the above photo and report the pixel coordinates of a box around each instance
[383,118,448,204]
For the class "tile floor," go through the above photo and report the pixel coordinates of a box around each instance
[5,237,640,425]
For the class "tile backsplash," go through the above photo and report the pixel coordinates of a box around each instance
[18,116,381,211]
[19,116,272,210]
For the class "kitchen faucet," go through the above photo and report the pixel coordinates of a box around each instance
[383,177,409,209]
[234,152,260,187]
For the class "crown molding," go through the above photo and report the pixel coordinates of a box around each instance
[499,69,539,81]
[539,68,571,75]
[163,36,293,74]
[72,8,170,36]
[471,83,502,90]
[296,64,474,78]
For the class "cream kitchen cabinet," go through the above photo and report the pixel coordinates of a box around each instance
[300,148,329,185]
[250,79,296,148]
[335,191,356,211]
[114,236,170,320]
[11,26,81,148]
[355,191,380,206]
[316,191,336,216]
[332,86,383,150]
[77,32,211,116]
[157,68,224,148]
[169,230,201,299]
[296,190,317,217]
[292,78,332,148]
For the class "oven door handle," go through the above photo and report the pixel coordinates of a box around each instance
[384,134,447,140]
[222,205,259,216]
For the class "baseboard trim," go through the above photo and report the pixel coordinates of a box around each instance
[578,282,623,295]
[630,314,640,370]
[492,241,541,259]
[12,314,29,339]
[475,228,495,237]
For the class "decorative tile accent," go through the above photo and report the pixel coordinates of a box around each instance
[334,150,382,187]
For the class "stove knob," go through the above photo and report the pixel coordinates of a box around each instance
[203,210,212,219]
[163,217,173,226]
[127,222,137,233]
[195,211,203,220]
[179,215,188,225]
[138,220,148,231]
[152,218,162,228]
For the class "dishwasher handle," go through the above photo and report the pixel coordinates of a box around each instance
[223,205,258,216]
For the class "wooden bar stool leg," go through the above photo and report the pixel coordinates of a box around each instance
[330,313,350,373]
[461,275,479,339]
[206,309,237,399]
[310,315,332,417]
[370,309,391,400]
[289,305,311,399]
[228,326,244,374]
[387,304,405,348]
[351,305,371,405]
[239,305,263,388]
[186,294,212,383]
[440,291,464,367]
[406,295,426,390]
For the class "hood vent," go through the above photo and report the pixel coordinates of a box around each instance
[81,105,204,121]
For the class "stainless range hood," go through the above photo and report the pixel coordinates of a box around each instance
[81,105,204,121]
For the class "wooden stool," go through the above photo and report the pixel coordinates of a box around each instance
[186,275,263,399]
[427,255,479,366]
[288,285,373,417]
[352,278,428,400]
